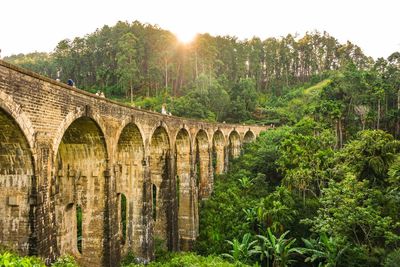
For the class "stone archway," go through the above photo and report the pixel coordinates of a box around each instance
[116,123,145,255]
[212,130,225,175]
[53,117,107,267]
[243,130,255,143]
[175,128,197,250]
[0,107,34,255]
[149,126,173,249]
[228,130,241,159]
[194,130,211,199]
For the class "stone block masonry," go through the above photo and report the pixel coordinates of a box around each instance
[0,59,268,267]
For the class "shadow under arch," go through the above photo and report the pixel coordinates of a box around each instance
[243,130,256,143]
[149,125,174,250]
[228,130,241,160]
[0,106,35,255]
[212,130,225,175]
[114,117,146,155]
[175,128,197,250]
[52,108,109,158]
[0,91,35,149]
[116,122,145,255]
[52,116,108,266]
[194,129,211,199]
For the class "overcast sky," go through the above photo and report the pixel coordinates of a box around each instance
[1,0,399,59]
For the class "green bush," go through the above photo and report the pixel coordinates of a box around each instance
[120,251,139,266]
[0,251,45,267]
[0,252,79,267]
[122,252,248,267]
[51,255,79,267]
[384,249,400,267]
[154,237,168,260]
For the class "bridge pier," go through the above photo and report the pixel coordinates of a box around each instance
[212,130,225,175]
[141,163,154,260]
[35,143,58,263]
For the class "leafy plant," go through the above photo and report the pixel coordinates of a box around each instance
[0,251,45,267]
[302,233,348,267]
[222,233,257,264]
[384,248,400,267]
[252,229,303,267]
[123,252,246,267]
[307,174,400,246]
[51,255,79,267]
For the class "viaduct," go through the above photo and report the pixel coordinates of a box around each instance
[0,59,267,266]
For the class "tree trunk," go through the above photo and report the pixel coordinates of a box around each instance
[397,89,400,137]
[195,51,198,79]
[175,63,181,96]
[209,65,212,87]
[377,98,381,130]
[335,119,339,149]
[130,79,133,103]
[165,58,168,89]
[338,119,343,148]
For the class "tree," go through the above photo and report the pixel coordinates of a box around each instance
[387,52,400,137]
[354,105,370,130]
[335,130,400,186]
[227,78,258,122]
[170,94,216,121]
[117,32,139,103]
[208,81,230,121]
[245,186,297,234]
[277,119,335,198]
[304,175,400,250]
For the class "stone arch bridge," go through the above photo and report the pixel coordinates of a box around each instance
[0,60,267,266]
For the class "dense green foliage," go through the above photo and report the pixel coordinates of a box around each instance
[0,251,44,267]
[121,252,247,267]
[4,22,371,96]
[5,20,391,123]
[193,63,400,266]
[196,125,400,266]
[0,252,78,267]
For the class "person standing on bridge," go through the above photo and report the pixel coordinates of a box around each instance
[161,104,167,115]
[67,79,75,87]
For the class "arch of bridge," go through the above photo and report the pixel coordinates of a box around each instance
[0,90,35,150]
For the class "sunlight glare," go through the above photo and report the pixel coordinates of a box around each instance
[175,30,197,44]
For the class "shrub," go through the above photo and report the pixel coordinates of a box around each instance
[0,251,45,267]
[384,249,400,267]
[122,252,248,267]
[51,255,79,267]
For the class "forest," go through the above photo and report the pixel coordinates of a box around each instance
[4,20,376,123]
[2,20,400,266]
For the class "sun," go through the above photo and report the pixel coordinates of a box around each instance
[175,30,197,44]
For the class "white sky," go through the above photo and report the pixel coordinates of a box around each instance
[1,0,399,59]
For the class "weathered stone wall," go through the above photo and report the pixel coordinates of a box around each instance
[0,108,34,255]
[212,130,225,175]
[175,129,196,250]
[116,123,145,257]
[54,117,108,266]
[0,59,268,266]
[195,130,212,199]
